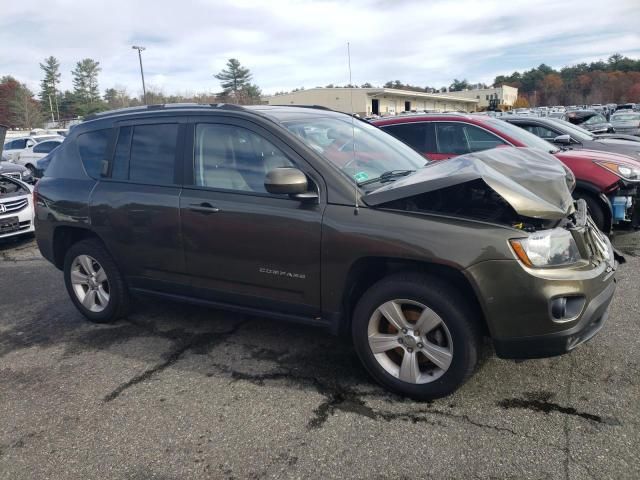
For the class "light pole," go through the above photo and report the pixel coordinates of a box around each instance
[131,45,147,104]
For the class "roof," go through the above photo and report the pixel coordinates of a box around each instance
[264,87,479,104]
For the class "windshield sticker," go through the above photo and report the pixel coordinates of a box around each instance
[354,172,369,182]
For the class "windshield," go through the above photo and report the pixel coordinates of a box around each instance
[282,116,426,186]
[547,118,595,141]
[612,113,640,122]
[484,118,559,153]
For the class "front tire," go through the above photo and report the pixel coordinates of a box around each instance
[352,273,481,400]
[63,239,129,323]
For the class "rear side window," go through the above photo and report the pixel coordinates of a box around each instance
[382,123,427,151]
[129,124,178,185]
[77,129,111,178]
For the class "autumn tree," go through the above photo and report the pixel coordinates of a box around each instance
[512,96,530,108]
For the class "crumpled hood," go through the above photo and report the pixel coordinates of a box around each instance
[363,147,575,220]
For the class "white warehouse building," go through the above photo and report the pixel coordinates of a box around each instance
[440,85,519,108]
[264,87,479,116]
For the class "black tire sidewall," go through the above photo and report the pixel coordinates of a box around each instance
[63,239,126,323]
[352,274,480,400]
[577,193,607,232]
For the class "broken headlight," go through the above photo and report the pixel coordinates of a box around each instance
[509,228,581,268]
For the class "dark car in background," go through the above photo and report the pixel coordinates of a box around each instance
[503,116,640,158]
[566,110,614,134]
[34,104,617,399]
[372,113,640,232]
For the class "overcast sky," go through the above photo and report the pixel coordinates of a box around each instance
[2,0,639,97]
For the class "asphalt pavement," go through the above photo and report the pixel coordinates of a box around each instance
[1,233,639,479]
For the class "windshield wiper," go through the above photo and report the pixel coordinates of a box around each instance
[358,169,415,186]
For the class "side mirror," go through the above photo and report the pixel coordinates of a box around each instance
[265,167,313,198]
[553,134,572,145]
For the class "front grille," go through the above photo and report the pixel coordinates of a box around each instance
[0,198,28,214]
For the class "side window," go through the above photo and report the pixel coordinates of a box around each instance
[129,124,178,185]
[463,125,506,152]
[13,139,27,149]
[382,123,427,152]
[111,126,132,180]
[435,123,470,155]
[77,129,111,179]
[194,124,294,193]
[33,141,59,154]
[521,124,558,140]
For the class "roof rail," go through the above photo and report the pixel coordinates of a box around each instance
[271,104,334,111]
[83,102,253,122]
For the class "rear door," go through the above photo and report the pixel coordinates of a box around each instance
[180,116,324,316]
[89,118,189,294]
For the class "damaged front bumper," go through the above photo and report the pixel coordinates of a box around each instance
[466,210,617,359]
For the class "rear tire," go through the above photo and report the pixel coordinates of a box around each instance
[351,273,481,400]
[63,239,129,323]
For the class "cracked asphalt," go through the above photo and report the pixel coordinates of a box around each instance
[1,232,639,479]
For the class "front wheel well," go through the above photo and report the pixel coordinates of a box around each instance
[341,257,488,337]
[52,226,102,269]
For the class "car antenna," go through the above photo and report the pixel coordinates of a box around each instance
[347,42,359,215]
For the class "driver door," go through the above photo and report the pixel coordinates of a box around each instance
[180,117,325,316]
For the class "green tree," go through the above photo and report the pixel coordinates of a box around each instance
[72,58,102,104]
[214,58,253,97]
[449,78,470,91]
[39,56,61,121]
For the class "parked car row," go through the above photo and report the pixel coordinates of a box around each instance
[2,134,64,175]
[26,103,619,400]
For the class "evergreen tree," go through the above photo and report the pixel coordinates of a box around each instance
[214,58,252,96]
[39,56,61,120]
[72,58,102,104]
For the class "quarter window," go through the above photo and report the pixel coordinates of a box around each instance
[77,129,111,178]
[194,124,294,193]
[129,124,178,185]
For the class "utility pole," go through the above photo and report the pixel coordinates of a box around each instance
[132,45,147,104]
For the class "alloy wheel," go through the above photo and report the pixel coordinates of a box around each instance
[70,254,110,313]
[367,299,453,384]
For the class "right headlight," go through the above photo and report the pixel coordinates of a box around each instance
[509,228,581,268]
[596,161,640,182]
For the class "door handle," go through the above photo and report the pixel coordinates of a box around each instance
[189,202,220,214]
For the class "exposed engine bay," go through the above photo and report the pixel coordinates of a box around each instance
[380,178,552,231]
[0,175,29,198]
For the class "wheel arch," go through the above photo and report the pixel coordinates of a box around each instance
[52,226,108,269]
[340,256,488,337]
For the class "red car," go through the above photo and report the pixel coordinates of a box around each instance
[371,114,640,232]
